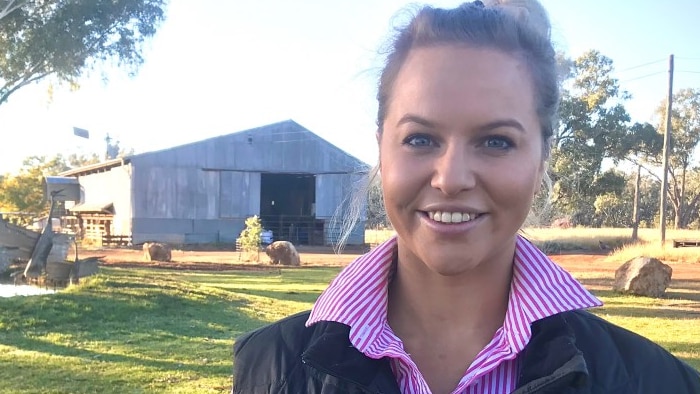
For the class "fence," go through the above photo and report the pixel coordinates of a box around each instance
[101,234,132,246]
[257,215,325,245]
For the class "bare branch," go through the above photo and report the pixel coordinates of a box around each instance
[0,0,24,20]
[624,157,661,182]
[0,69,53,105]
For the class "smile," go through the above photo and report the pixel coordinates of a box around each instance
[426,211,482,224]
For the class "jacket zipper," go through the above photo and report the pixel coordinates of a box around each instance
[302,357,385,394]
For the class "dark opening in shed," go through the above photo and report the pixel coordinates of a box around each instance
[260,173,321,245]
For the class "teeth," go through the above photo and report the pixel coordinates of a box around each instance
[429,211,476,223]
[441,212,451,223]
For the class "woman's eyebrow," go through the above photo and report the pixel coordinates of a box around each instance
[396,114,438,128]
[479,119,525,133]
[396,115,525,133]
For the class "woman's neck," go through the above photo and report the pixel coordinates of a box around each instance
[387,246,514,339]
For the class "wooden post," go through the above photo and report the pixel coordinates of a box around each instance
[632,165,641,242]
[660,54,674,248]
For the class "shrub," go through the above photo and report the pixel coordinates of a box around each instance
[237,215,262,262]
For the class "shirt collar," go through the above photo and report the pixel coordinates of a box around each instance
[307,234,602,354]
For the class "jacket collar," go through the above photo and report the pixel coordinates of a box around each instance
[301,313,590,393]
[514,312,590,393]
[301,320,401,393]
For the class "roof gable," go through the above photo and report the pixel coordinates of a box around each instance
[130,120,370,173]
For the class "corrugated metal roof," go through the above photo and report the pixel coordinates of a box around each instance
[67,202,114,214]
[58,158,130,177]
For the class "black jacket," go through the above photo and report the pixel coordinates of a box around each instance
[232,309,700,393]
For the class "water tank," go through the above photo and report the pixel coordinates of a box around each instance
[43,176,82,202]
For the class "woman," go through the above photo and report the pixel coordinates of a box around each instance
[232,1,700,393]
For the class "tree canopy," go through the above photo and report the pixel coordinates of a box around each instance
[549,50,634,225]
[544,51,700,229]
[0,0,167,105]
[649,88,700,228]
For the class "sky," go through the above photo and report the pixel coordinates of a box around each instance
[1,0,700,174]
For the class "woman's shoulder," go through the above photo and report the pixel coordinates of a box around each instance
[232,311,315,393]
[234,310,313,356]
[561,309,700,392]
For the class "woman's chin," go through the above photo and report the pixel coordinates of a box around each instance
[419,249,486,277]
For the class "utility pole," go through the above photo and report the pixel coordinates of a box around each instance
[660,54,674,247]
[105,133,113,160]
[632,164,641,242]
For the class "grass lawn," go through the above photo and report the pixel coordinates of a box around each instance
[0,266,338,393]
[1,254,698,393]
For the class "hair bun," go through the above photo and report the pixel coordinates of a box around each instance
[483,0,551,39]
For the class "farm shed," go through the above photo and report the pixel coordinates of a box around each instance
[59,120,370,246]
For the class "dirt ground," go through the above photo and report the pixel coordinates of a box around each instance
[75,245,700,282]
[76,245,366,271]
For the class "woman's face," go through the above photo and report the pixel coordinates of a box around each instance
[379,44,544,276]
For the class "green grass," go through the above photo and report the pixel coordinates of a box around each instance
[0,261,697,393]
[0,267,338,394]
[571,272,700,370]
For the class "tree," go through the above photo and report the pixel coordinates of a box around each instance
[0,155,71,223]
[0,0,167,105]
[681,169,700,229]
[0,1,23,20]
[640,88,700,228]
[236,216,262,262]
[549,50,635,225]
[66,152,101,168]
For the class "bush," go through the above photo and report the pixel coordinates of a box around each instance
[237,216,262,262]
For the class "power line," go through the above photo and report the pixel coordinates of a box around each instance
[620,71,665,83]
[677,70,700,74]
[616,58,666,73]
[675,56,700,61]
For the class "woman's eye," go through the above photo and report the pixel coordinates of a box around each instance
[404,134,435,147]
[483,136,513,150]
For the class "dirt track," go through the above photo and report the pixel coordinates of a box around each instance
[76,246,700,281]
[77,245,365,271]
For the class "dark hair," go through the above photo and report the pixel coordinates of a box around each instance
[376,0,558,158]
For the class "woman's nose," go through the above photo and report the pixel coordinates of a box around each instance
[430,146,476,196]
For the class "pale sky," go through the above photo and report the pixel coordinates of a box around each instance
[1,0,699,174]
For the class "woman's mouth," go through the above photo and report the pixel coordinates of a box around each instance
[424,211,482,224]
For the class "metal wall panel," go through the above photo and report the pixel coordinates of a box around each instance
[132,218,194,234]
[76,164,132,235]
[315,174,347,218]
[193,170,219,219]
[132,165,220,220]
[131,218,245,245]
[219,171,260,218]
[184,233,219,244]
[132,232,186,245]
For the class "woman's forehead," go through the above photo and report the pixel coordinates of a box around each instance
[385,45,538,127]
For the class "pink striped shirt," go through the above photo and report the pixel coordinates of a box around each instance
[307,235,602,394]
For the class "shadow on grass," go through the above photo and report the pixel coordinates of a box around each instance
[233,288,322,304]
[0,355,156,394]
[178,266,339,282]
[593,305,700,319]
[0,274,270,364]
[654,341,700,370]
[0,334,230,375]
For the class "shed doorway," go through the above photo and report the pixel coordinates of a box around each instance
[260,173,319,245]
